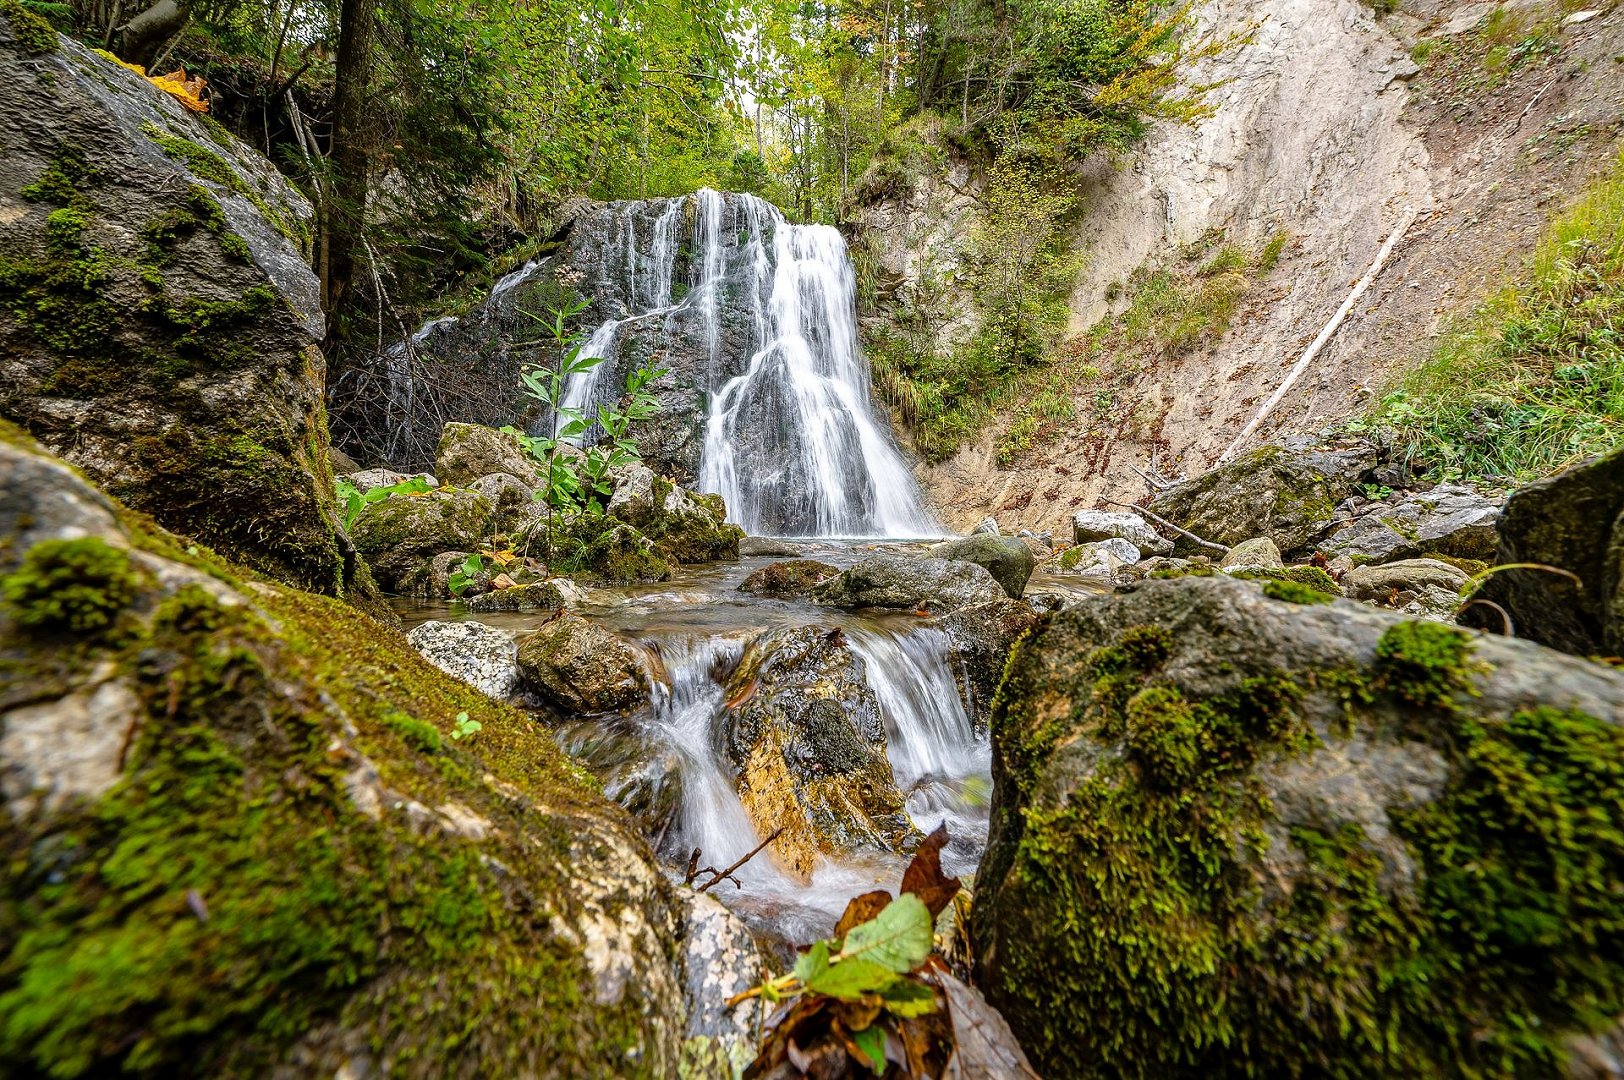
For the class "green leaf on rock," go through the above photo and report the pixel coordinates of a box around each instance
[850,1024,887,1072]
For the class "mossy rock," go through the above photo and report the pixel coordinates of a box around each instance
[606,467,743,565]
[976,574,1624,1079]
[927,534,1035,599]
[348,489,494,593]
[0,428,689,1076]
[515,612,664,715]
[737,559,838,598]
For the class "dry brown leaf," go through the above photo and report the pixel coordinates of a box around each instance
[900,824,961,918]
[833,889,893,940]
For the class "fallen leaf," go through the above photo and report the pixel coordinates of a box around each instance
[901,824,962,918]
[934,970,1042,1079]
[834,889,892,940]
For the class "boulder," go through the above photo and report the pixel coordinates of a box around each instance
[516,612,664,714]
[1072,510,1173,557]
[1461,445,1624,656]
[1148,443,1376,555]
[809,555,1006,613]
[405,619,520,699]
[467,471,536,516]
[574,520,673,585]
[344,468,438,491]
[0,31,378,606]
[928,534,1036,599]
[434,422,536,487]
[1341,558,1470,602]
[976,573,1624,1078]
[0,425,691,1076]
[465,579,574,613]
[1219,536,1284,571]
[972,516,1001,536]
[606,464,743,564]
[676,891,766,1077]
[739,536,804,557]
[721,625,916,878]
[737,559,839,598]
[348,488,493,592]
[927,599,1041,728]
[1318,484,1501,563]
[1057,538,1141,579]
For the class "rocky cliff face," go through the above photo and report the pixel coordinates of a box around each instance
[0,20,371,603]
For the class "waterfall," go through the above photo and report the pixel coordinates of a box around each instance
[560,189,939,539]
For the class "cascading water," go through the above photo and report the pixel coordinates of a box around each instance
[558,189,939,539]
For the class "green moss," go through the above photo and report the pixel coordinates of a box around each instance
[1261,578,1333,604]
[383,708,443,753]
[1374,620,1482,711]
[139,122,298,244]
[1230,565,1341,598]
[0,537,141,634]
[138,186,248,266]
[1147,563,1216,579]
[1,0,58,56]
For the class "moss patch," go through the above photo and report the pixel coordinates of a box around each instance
[0,0,57,54]
[0,536,142,634]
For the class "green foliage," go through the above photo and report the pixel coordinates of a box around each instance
[450,710,483,741]
[0,0,57,53]
[334,475,432,530]
[1357,149,1624,483]
[447,553,486,597]
[741,893,937,1012]
[1260,578,1333,604]
[1,537,141,635]
[1229,564,1342,598]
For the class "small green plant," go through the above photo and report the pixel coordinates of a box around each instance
[335,475,433,530]
[450,711,482,741]
[447,554,487,597]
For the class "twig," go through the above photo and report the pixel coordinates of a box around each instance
[1129,464,1171,492]
[683,847,702,886]
[1457,598,1514,636]
[691,828,785,894]
[1513,77,1558,132]
[1219,208,1418,464]
[1101,499,1228,554]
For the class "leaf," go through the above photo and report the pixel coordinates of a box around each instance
[804,958,900,1001]
[936,970,1041,1078]
[901,824,962,918]
[834,890,893,940]
[850,1024,886,1073]
[879,978,938,1018]
[839,894,933,974]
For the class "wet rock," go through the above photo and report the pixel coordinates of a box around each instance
[1318,484,1501,563]
[348,488,493,592]
[1341,558,1470,603]
[344,468,437,490]
[466,579,574,613]
[928,534,1036,599]
[972,516,1001,536]
[810,555,1006,613]
[516,612,664,714]
[1057,538,1141,580]
[737,559,839,598]
[1148,442,1376,556]
[0,33,379,606]
[721,625,916,878]
[555,715,682,839]
[739,537,803,557]
[1461,445,1624,656]
[1219,536,1284,571]
[928,599,1041,728]
[1072,510,1173,557]
[405,620,520,700]
[677,891,766,1077]
[434,422,537,486]
[976,573,1624,1078]
[0,426,689,1076]
[606,465,743,564]
[402,549,491,599]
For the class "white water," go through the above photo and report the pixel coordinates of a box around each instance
[564,189,939,539]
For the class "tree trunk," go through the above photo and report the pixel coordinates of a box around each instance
[116,0,188,69]
[322,0,377,347]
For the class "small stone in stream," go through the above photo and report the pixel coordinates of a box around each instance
[738,559,839,598]
[516,612,664,714]
[406,620,520,700]
[1220,537,1284,571]
[928,534,1036,599]
[1072,510,1173,557]
[809,555,1006,613]
[739,536,804,557]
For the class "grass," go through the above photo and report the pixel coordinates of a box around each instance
[1360,147,1624,482]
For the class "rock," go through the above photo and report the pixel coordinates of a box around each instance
[348,488,493,592]
[1341,558,1470,602]
[737,559,839,598]
[402,549,491,599]
[1318,484,1501,563]
[434,422,538,487]
[574,520,673,585]
[465,579,572,613]
[329,445,361,474]
[975,573,1624,1078]
[1219,536,1284,571]
[739,536,803,557]
[676,891,765,1077]
[0,33,381,607]
[1148,443,1376,556]
[927,534,1036,599]
[605,465,743,564]
[344,468,437,491]
[0,425,690,1076]
[1440,1,1494,33]
[721,625,915,878]
[1057,538,1141,579]
[809,555,1006,613]
[1565,8,1601,24]
[405,620,520,700]
[516,612,664,714]
[1072,510,1173,557]
[928,600,1041,727]
[467,471,536,515]
[972,516,1001,536]
[1461,446,1624,657]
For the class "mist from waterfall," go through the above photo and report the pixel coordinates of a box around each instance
[563,189,939,539]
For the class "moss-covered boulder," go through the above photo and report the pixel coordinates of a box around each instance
[516,612,665,714]
[573,520,673,585]
[809,555,1005,613]
[606,465,743,565]
[1317,483,1501,565]
[435,423,538,487]
[349,489,493,592]
[976,573,1624,1078]
[737,559,839,598]
[721,625,916,879]
[0,427,695,1077]
[0,27,376,607]
[1149,443,1376,557]
[927,534,1035,599]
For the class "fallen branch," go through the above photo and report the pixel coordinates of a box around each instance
[1219,208,1419,465]
[1101,499,1228,554]
[688,828,785,894]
